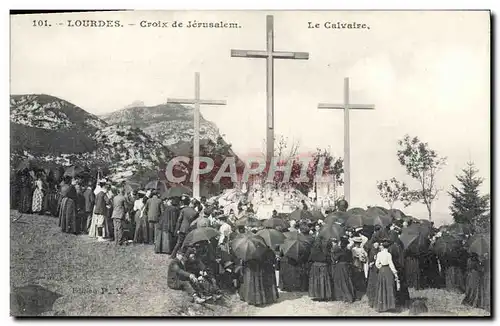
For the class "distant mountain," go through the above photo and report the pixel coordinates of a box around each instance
[100,103,241,161]
[10,94,174,182]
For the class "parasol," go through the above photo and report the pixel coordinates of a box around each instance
[347,207,366,216]
[364,214,392,227]
[345,214,365,228]
[231,234,269,261]
[234,215,262,228]
[281,238,311,261]
[182,227,219,247]
[445,223,474,236]
[289,209,314,221]
[468,234,490,256]
[310,209,324,222]
[319,223,345,241]
[432,234,462,255]
[16,159,34,172]
[324,211,349,225]
[399,231,430,255]
[256,228,285,249]
[284,231,311,242]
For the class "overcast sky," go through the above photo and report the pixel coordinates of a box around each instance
[10,11,490,222]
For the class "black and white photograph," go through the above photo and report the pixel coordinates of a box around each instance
[9,10,491,317]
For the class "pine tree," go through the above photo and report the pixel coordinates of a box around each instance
[448,161,490,225]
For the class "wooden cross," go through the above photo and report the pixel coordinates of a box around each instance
[318,77,375,205]
[231,15,309,165]
[167,72,227,199]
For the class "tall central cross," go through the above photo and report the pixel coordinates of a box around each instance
[168,72,227,199]
[318,77,375,204]
[231,15,309,166]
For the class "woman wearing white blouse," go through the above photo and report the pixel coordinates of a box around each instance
[373,241,399,312]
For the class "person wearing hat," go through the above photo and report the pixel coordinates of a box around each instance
[331,237,355,303]
[171,196,198,258]
[83,181,95,233]
[89,182,110,241]
[366,242,380,308]
[351,236,368,300]
[155,197,180,254]
[111,187,130,245]
[143,190,163,245]
[133,190,150,244]
[167,248,207,304]
[218,214,232,252]
[374,239,399,312]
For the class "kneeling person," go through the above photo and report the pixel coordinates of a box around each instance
[167,249,206,304]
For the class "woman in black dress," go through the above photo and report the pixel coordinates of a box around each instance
[462,252,485,309]
[331,237,355,303]
[366,242,380,307]
[308,237,333,301]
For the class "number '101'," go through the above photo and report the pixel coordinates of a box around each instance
[33,20,49,27]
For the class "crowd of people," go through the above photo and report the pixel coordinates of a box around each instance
[12,167,491,313]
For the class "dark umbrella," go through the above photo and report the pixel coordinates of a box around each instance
[347,207,366,215]
[399,231,430,255]
[63,165,84,178]
[325,211,349,225]
[432,234,462,255]
[182,227,219,246]
[319,224,345,240]
[231,234,269,261]
[145,180,170,198]
[310,209,324,222]
[281,238,311,261]
[364,214,392,227]
[289,209,314,221]
[446,223,474,236]
[345,214,365,228]
[166,185,192,197]
[468,234,490,256]
[388,208,407,220]
[256,229,286,249]
[408,223,432,238]
[263,217,288,229]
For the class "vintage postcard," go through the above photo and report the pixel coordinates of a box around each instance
[9,10,491,317]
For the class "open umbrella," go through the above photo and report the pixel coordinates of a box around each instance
[319,224,345,240]
[364,214,392,227]
[231,234,269,261]
[446,223,474,236]
[325,211,349,225]
[63,165,84,178]
[182,227,219,247]
[432,234,462,256]
[289,209,314,221]
[256,229,286,249]
[310,209,324,222]
[399,231,430,255]
[281,238,311,261]
[468,234,490,256]
[347,207,366,215]
[345,214,365,228]
[263,217,288,229]
[166,184,192,198]
[388,208,407,221]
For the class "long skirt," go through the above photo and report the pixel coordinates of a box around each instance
[367,265,378,307]
[59,198,78,234]
[374,266,397,312]
[462,270,484,308]
[18,187,32,214]
[405,256,422,289]
[88,213,109,238]
[31,188,44,213]
[445,266,465,293]
[331,262,355,303]
[134,215,149,244]
[423,255,442,288]
[308,262,333,300]
[396,268,411,307]
[154,227,175,254]
[43,191,59,216]
[352,268,366,300]
[239,263,278,306]
[279,257,308,292]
